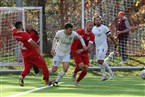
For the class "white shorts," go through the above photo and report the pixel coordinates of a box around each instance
[96,47,108,60]
[52,53,70,67]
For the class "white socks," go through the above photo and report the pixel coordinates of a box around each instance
[103,61,113,74]
[99,60,113,76]
[99,64,106,76]
[55,70,66,82]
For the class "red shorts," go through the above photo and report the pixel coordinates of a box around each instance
[72,53,89,66]
[22,54,49,81]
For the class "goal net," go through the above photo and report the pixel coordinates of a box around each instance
[84,0,145,67]
[0,7,42,73]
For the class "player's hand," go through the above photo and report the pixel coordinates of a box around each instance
[51,49,56,56]
[82,46,87,51]
[76,49,84,54]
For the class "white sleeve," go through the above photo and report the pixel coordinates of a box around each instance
[52,31,59,50]
[73,31,86,47]
[28,38,32,42]
[104,26,111,35]
[54,31,60,39]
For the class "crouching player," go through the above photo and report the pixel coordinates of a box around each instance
[71,20,95,86]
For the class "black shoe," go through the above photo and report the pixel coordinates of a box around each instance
[46,81,53,86]
[19,76,24,87]
[52,81,59,87]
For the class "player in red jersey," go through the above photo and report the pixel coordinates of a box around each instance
[9,21,51,86]
[71,20,95,86]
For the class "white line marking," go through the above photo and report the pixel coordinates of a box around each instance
[8,82,64,97]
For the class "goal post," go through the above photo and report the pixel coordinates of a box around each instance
[0,7,43,74]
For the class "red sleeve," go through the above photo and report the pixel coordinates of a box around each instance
[23,33,31,42]
[71,39,79,54]
[12,28,17,35]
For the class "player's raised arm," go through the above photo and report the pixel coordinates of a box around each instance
[6,18,15,29]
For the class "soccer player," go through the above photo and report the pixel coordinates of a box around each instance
[92,16,117,81]
[26,23,40,75]
[9,21,51,86]
[49,23,87,86]
[71,20,95,86]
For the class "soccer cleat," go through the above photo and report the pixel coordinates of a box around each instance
[75,81,80,87]
[101,76,108,81]
[46,81,53,86]
[109,73,115,80]
[72,72,76,82]
[108,52,114,61]
[19,76,24,87]
[52,81,59,87]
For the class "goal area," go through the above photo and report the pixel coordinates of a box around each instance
[0,7,43,74]
[82,0,145,70]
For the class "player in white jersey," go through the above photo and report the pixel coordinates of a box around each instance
[49,23,87,86]
[92,16,117,81]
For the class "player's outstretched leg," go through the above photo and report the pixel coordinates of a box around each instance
[19,76,24,87]
[72,72,77,82]
[53,70,66,87]
[103,61,115,80]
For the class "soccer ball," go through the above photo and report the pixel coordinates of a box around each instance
[140,70,145,80]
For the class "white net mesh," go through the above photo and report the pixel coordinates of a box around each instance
[85,0,145,66]
[0,7,42,71]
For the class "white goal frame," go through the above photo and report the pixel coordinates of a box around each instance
[0,7,43,74]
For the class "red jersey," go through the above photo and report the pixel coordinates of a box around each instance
[27,30,39,45]
[71,29,95,55]
[12,28,39,58]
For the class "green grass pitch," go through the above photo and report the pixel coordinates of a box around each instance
[0,75,145,97]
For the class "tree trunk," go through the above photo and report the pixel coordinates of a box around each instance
[37,0,50,55]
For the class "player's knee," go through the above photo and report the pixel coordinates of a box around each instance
[83,65,89,71]
[78,64,84,70]
[63,69,68,72]
[52,69,57,73]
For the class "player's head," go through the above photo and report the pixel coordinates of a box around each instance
[26,23,33,31]
[118,11,124,19]
[85,20,93,33]
[93,16,102,27]
[64,23,73,35]
[15,21,23,30]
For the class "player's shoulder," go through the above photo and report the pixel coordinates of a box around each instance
[55,30,64,36]
[100,24,108,28]
[76,28,83,32]
[57,29,64,33]
[100,24,109,30]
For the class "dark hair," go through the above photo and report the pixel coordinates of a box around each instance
[64,23,73,29]
[15,21,22,29]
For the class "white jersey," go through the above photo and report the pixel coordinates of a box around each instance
[92,24,111,48]
[55,30,84,56]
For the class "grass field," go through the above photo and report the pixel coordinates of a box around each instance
[0,74,145,97]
